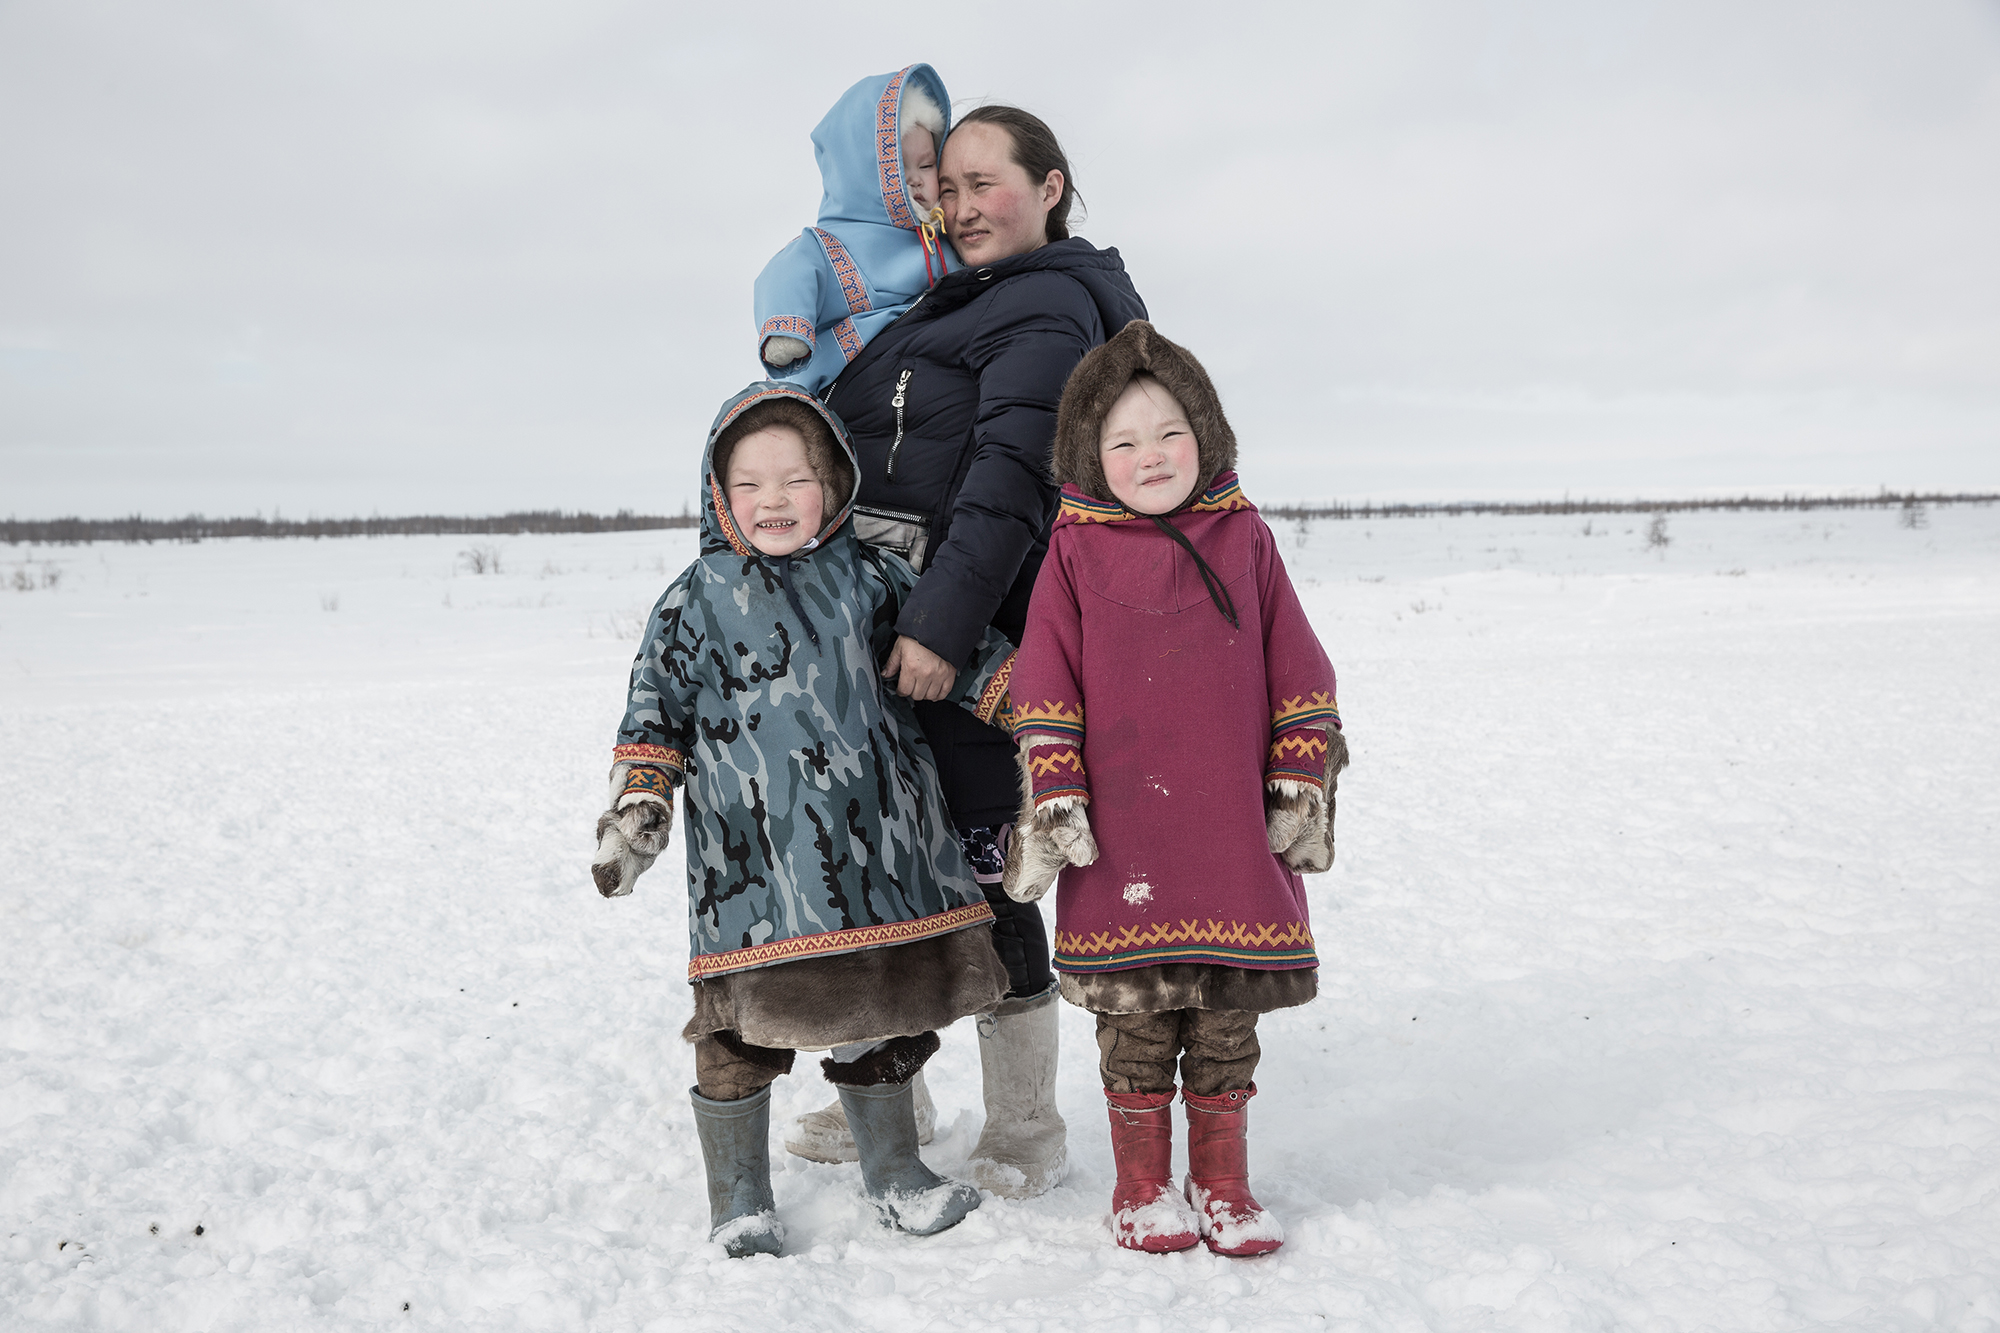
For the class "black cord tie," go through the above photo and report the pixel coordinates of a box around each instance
[1148,515,1239,629]
[777,554,823,652]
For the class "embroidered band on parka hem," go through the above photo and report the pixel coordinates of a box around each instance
[686,899,996,982]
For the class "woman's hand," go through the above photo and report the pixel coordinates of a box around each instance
[882,635,957,701]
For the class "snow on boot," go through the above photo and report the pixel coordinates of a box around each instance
[1182,1084,1283,1257]
[836,1079,981,1236]
[967,987,1069,1198]
[1104,1088,1201,1253]
[783,1069,936,1164]
[688,1084,783,1258]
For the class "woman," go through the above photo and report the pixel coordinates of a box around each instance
[784,105,1148,1198]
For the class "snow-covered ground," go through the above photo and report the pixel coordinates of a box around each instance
[3,504,1997,1332]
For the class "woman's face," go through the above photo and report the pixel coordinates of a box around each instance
[937,122,1061,266]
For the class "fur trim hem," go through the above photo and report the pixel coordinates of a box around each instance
[682,924,1007,1051]
[1059,964,1318,1015]
[1052,320,1238,506]
[820,1031,940,1087]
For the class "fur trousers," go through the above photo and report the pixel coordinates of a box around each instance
[694,1029,941,1102]
[1094,1009,1261,1098]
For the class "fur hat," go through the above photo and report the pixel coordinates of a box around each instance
[712,396,855,517]
[1051,320,1238,507]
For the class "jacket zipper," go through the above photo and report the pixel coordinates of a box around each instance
[887,368,913,479]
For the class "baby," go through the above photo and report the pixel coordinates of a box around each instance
[1003,322,1347,1258]
[592,382,1018,1255]
[753,64,954,394]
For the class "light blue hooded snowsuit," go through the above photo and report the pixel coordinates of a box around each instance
[752,65,955,394]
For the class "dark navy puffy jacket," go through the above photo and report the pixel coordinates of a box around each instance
[826,237,1148,825]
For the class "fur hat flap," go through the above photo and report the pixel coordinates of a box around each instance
[1051,320,1238,506]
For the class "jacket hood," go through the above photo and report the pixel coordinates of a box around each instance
[700,382,860,559]
[1051,319,1237,507]
[812,64,952,233]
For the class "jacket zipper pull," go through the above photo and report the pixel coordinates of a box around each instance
[887,369,913,479]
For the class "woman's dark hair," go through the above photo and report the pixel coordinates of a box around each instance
[955,104,1082,243]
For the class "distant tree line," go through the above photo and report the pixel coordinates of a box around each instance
[1260,491,1997,522]
[4,491,1993,546]
[2,509,696,546]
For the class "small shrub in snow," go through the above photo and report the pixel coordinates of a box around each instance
[1646,515,1672,550]
[459,544,502,575]
[1900,501,1929,530]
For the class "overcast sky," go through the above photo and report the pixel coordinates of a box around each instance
[4,1,1998,518]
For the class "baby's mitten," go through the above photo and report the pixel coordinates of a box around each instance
[1002,796,1098,903]
[763,335,811,368]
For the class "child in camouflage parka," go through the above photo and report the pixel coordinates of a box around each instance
[591,382,1016,1255]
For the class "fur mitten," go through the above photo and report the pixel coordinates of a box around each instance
[591,761,675,897]
[1265,727,1350,873]
[1002,796,1098,903]
[763,335,811,368]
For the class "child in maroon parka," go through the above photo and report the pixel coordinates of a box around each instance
[1001,321,1348,1257]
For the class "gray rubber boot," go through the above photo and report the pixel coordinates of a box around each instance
[836,1079,981,1236]
[688,1084,783,1257]
[783,1069,935,1164]
[966,985,1069,1198]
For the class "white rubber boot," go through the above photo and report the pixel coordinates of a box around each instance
[784,1069,935,1163]
[966,986,1068,1198]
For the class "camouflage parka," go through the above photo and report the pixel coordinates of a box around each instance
[611,382,1017,983]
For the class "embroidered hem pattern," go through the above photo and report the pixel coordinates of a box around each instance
[685,899,997,981]
[812,228,870,316]
[875,66,917,231]
[1053,918,1317,973]
[1265,727,1328,787]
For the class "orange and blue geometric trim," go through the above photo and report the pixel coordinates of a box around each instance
[973,652,1015,726]
[876,67,917,231]
[709,475,755,557]
[1056,490,1132,525]
[620,765,678,800]
[812,229,870,316]
[1007,698,1085,742]
[1271,691,1340,733]
[1054,918,1317,972]
[759,315,814,351]
[1056,474,1256,526]
[832,316,864,363]
[1265,728,1328,786]
[614,743,686,776]
[688,899,995,980]
[1026,742,1088,807]
[1188,473,1251,514]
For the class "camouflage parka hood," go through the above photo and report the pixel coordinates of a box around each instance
[612,382,1016,984]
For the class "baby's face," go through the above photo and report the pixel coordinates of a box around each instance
[1099,378,1200,515]
[725,425,824,556]
[901,127,939,215]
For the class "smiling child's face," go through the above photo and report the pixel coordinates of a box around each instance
[902,126,939,215]
[1099,377,1200,515]
[726,425,824,556]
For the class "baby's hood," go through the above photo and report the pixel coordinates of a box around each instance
[1051,321,1239,507]
[810,64,951,232]
[699,382,861,559]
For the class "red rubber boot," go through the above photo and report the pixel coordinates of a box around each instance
[1105,1089,1201,1252]
[1182,1084,1284,1257]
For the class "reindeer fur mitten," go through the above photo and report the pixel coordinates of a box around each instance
[1002,796,1098,903]
[591,760,675,898]
[1265,726,1351,873]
